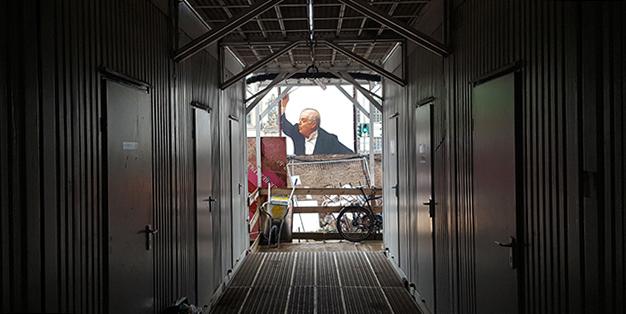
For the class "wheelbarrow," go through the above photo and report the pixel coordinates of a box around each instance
[259,180,298,248]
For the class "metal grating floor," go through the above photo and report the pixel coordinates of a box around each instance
[210,251,421,313]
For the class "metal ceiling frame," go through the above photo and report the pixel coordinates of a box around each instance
[337,0,450,56]
[174,0,284,62]
[205,14,426,24]
[258,86,294,119]
[322,40,406,86]
[245,72,291,114]
[179,0,448,89]
[221,40,304,89]
[245,82,276,103]
[222,40,403,89]
[194,1,428,9]
[202,0,427,67]
[335,85,369,115]
[220,34,403,47]
[335,71,383,112]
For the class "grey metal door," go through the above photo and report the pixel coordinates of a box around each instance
[472,73,520,314]
[229,118,244,265]
[195,108,217,309]
[105,80,154,314]
[385,115,400,264]
[414,103,434,312]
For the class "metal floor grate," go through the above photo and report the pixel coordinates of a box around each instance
[210,251,421,313]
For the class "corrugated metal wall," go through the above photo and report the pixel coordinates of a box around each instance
[382,50,401,270]
[175,49,222,306]
[383,42,447,314]
[383,1,625,313]
[0,0,249,312]
[598,3,625,313]
[218,69,246,280]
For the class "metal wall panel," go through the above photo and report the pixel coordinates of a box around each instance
[0,0,248,312]
[383,1,625,313]
[218,71,246,281]
[382,52,403,270]
[443,2,581,313]
[176,47,222,308]
[599,4,626,313]
[384,41,445,314]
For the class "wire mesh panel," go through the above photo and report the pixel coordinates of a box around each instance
[286,157,371,188]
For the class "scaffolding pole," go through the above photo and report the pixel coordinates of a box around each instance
[255,99,263,188]
[368,83,375,187]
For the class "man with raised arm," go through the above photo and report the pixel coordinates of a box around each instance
[280,94,354,156]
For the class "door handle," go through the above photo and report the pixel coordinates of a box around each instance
[494,236,517,269]
[423,199,436,218]
[144,224,158,251]
[391,184,398,197]
[203,197,217,212]
[494,240,514,247]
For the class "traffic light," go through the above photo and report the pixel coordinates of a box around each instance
[357,123,370,137]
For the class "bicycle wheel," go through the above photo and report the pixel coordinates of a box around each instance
[336,206,373,242]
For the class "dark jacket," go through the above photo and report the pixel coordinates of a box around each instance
[280,114,354,155]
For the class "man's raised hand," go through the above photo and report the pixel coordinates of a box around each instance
[280,94,289,112]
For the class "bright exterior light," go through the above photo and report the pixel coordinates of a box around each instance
[307,0,314,41]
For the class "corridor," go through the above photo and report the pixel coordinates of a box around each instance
[211,251,419,313]
[2,0,625,313]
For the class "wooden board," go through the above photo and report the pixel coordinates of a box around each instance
[293,206,383,214]
[292,232,383,241]
[260,187,383,196]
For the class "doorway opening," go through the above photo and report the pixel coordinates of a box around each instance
[245,76,384,253]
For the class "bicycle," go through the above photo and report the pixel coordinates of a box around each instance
[335,186,383,242]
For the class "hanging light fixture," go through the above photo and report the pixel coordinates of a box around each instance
[307,0,314,42]
[306,0,322,88]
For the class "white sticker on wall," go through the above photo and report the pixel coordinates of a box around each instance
[123,141,138,150]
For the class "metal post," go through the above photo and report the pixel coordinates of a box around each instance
[255,98,263,189]
[368,83,376,186]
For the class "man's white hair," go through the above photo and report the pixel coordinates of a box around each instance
[301,108,321,127]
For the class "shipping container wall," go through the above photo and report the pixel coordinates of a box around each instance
[175,48,222,306]
[383,43,446,314]
[218,69,247,279]
[0,0,249,312]
[382,46,402,269]
[383,1,625,313]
